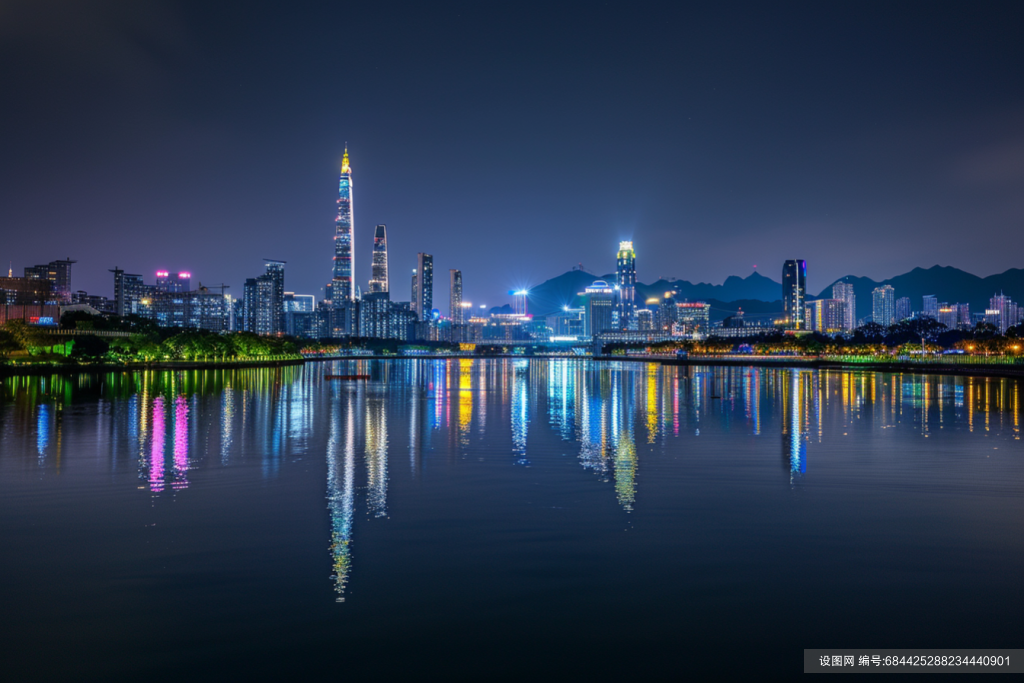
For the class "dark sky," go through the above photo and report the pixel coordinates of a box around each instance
[2,1,1022,308]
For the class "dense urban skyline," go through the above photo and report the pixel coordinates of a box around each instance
[2,1,1023,307]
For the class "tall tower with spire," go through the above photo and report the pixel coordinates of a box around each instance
[331,147,354,302]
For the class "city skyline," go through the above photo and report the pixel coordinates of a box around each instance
[2,3,1023,307]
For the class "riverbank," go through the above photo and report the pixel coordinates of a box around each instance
[0,356,305,378]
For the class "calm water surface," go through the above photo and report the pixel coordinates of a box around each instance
[1,360,1022,679]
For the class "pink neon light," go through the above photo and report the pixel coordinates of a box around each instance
[178,272,191,279]
[173,395,189,490]
[156,271,169,277]
[151,397,165,492]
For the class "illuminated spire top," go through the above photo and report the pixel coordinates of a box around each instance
[617,240,635,259]
[341,145,351,175]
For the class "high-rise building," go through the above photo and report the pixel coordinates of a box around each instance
[895,296,911,323]
[581,280,616,337]
[412,253,433,321]
[24,259,75,304]
[922,295,938,320]
[616,241,637,329]
[369,224,389,294]
[872,285,895,327]
[782,260,806,330]
[832,281,856,331]
[331,148,354,303]
[449,269,463,324]
[110,268,149,317]
[155,271,191,293]
[805,299,847,334]
[243,260,285,335]
[283,293,315,312]
[674,302,711,337]
[988,292,1018,334]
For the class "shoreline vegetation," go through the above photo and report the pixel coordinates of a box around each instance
[1,313,1023,379]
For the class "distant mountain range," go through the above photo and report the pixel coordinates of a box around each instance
[816,266,1024,320]
[524,265,1024,323]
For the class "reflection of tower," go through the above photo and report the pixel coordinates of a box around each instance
[612,368,638,511]
[368,224,388,294]
[782,369,808,482]
[327,389,356,601]
[512,360,529,464]
[365,393,388,518]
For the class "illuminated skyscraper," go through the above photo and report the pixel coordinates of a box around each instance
[872,285,895,326]
[450,269,463,324]
[922,295,938,320]
[895,296,911,322]
[616,241,637,329]
[832,281,856,331]
[412,253,433,321]
[782,260,806,329]
[243,260,285,335]
[988,292,1018,334]
[369,224,388,293]
[581,280,615,337]
[331,148,354,302]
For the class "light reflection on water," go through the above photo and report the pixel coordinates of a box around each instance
[2,360,1022,605]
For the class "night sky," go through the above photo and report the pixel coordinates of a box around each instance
[2,1,1022,308]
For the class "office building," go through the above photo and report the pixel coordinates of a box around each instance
[449,269,464,324]
[616,241,637,329]
[872,285,895,327]
[24,259,75,304]
[581,280,615,337]
[412,253,433,321]
[782,260,806,329]
[832,281,856,331]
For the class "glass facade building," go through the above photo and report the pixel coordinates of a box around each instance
[872,285,895,327]
[832,281,856,331]
[782,260,806,329]
[369,224,388,294]
[616,241,637,329]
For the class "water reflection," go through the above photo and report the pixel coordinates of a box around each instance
[2,362,1023,600]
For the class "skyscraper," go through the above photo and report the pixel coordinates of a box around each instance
[581,280,615,337]
[331,148,354,302]
[412,253,433,321]
[369,224,389,293]
[832,281,856,331]
[895,296,911,322]
[616,241,637,329]
[872,285,895,327]
[988,292,1018,334]
[450,269,463,324]
[922,295,938,320]
[782,260,806,330]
